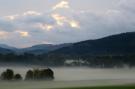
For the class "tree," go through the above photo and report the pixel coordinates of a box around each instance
[1,69,14,80]
[33,69,40,80]
[25,70,33,80]
[41,68,54,80]
[14,74,22,80]
[1,71,6,80]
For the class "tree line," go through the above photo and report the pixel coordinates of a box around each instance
[0,53,135,68]
[0,68,54,81]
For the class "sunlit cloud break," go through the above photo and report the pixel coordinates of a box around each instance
[16,31,29,37]
[4,11,41,21]
[51,13,67,26]
[53,0,70,10]
[4,15,19,20]
[51,13,80,28]
[69,20,80,28]
[37,23,54,31]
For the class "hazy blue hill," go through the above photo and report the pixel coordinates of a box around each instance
[18,43,72,55]
[0,47,13,54]
[0,43,72,55]
[48,32,135,56]
[0,44,17,50]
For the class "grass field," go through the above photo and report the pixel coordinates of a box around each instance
[0,80,135,89]
[56,85,135,89]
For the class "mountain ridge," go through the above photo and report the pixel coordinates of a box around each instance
[0,32,135,55]
[48,32,135,56]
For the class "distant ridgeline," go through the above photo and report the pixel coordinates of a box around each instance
[0,68,54,81]
[0,32,135,68]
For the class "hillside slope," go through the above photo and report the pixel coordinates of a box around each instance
[49,32,135,56]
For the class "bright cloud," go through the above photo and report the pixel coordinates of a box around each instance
[23,11,41,16]
[69,20,80,28]
[17,31,29,37]
[53,0,70,10]
[36,23,54,31]
[51,13,80,28]
[4,15,19,21]
[51,13,66,26]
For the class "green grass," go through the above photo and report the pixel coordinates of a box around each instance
[55,85,135,89]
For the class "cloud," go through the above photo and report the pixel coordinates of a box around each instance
[0,31,9,39]
[118,0,135,13]
[0,0,135,47]
[53,0,70,10]
[0,18,15,32]
[69,20,80,28]
[4,15,19,21]
[36,23,54,31]
[23,11,42,16]
[51,13,80,28]
[16,31,29,37]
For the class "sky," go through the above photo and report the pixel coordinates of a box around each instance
[0,0,134,48]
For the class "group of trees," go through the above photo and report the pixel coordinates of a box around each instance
[25,68,54,80]
[0,69,22,80]
[0,68,54,81]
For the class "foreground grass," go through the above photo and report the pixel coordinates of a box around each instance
[56,85,135,89]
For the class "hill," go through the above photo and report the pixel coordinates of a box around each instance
[18,43,72,55]
[49,32,135,56]
[0,47,13,54]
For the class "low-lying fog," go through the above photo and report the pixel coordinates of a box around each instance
[0,66,135,81]
[0,66,135,89]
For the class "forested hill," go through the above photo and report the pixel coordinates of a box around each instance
[0,47,13,54]
[48,32,135,56]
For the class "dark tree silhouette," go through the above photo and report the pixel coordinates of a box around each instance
[1,69,14,80]
[25,68,54,80]
[1,72,6,80]
[25,70,34,80]
[33,69,40,80]
[42,68,54,80]
[14,74,22,80]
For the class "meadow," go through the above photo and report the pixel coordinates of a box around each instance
[56,85,135,89]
